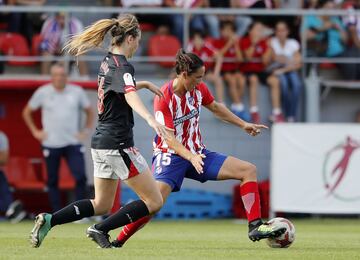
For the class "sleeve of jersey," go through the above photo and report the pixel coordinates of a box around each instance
[28,88,43,110]
[199,83,215,105]
[111,65,137,94]
[154,96,174,129]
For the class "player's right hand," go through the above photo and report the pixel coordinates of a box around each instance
[33,129,47,141]
[190,153,206,174]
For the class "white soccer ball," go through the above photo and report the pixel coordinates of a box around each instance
[266,217,295,248]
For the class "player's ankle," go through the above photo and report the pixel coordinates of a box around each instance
[248,218,263,231]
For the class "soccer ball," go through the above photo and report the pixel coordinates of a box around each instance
[266,217,295,248]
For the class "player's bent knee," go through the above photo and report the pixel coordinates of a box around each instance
[146,196,163,214]
[246,163,257,180]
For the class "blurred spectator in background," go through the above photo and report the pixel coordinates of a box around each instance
[22,63,93,212]
[0,131,27,223]
[240,21,284,124]
[39,12,88,76]
[0,0,45,44]
[270,21,302,122]
[341,0,360,80]
[187,30,225,103]
[213,21,249,120]
[272,0,303,39]
[303,0,348,58]
[203,0,230,38]
[119,0,173,41]
[232,0,273,27]
[303,0,319,8]
[164,0,208,43]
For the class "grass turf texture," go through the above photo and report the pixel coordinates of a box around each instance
[0,219,359,260]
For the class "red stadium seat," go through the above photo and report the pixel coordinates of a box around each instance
[31,33,43,56]
[41,159,76,190]
[3,157,45,190]
[0,33,36,66]
[140,22,156,32]
[148,34,181,68]
[319,62,337,69]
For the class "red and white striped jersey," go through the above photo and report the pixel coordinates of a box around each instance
[153,80,214,154]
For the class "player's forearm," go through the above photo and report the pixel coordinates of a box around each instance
[125,91,154,124]
[212,102,246,128]
[135,81,149,90]
[166,136,194,161]
[22,107,39,134]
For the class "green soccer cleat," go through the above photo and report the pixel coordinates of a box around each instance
[248,222,286,242]
[29,213,52,248]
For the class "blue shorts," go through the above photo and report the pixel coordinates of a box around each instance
[152,149,227,192]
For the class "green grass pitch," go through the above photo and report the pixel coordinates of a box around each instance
[1,219,360,260]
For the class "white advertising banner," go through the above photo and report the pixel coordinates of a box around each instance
[271,124,360,214]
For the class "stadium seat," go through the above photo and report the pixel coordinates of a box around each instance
[319,62,337,69]
[0,33,36,66]
[31,33,43,56]
[148,34,181,68]
[3,157,45,190]
[41,159,76,190]
[139,22,156,32]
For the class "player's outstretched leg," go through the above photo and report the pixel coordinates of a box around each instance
[248,219,286,242]
[111,216,152,248]
[29,213,52,248]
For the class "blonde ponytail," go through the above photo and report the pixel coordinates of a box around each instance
[64,14,140,56]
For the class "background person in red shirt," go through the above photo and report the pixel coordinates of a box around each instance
[213,21,250,121]
[187,30,225,103]
[240,21,284,124]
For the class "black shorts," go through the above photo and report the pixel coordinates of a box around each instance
[244,71,271,85]
[221,70,239,76]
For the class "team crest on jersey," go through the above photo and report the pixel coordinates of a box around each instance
[123,73,135,86]
[100,61,109,75]
[188,96,195,105]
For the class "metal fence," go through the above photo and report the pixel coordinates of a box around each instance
[1,6,360,122]
[1,6,360,64]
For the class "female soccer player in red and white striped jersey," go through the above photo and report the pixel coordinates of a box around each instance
[112,49,285,247]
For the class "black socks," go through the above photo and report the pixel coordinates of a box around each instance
[95,200,149,234]
[50,199,94,227]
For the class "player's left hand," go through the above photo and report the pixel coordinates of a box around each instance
[147,82,164,98]
[243,122,268,137]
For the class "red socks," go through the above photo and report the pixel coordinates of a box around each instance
[240,181,261,223]
[117,216,151,244]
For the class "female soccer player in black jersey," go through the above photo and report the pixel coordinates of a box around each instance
[30,13,171,248]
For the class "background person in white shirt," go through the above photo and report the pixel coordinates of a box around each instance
[270,21,303,122]
[22,63,94,212]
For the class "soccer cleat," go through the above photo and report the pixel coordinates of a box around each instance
[86,225,112,248]
[269,113,285,123]
[111,239,124,248]
[6,200,26,223]
[29,213,52,248]
[248,222,286,242]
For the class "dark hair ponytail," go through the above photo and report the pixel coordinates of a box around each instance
[175,49,204,75]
